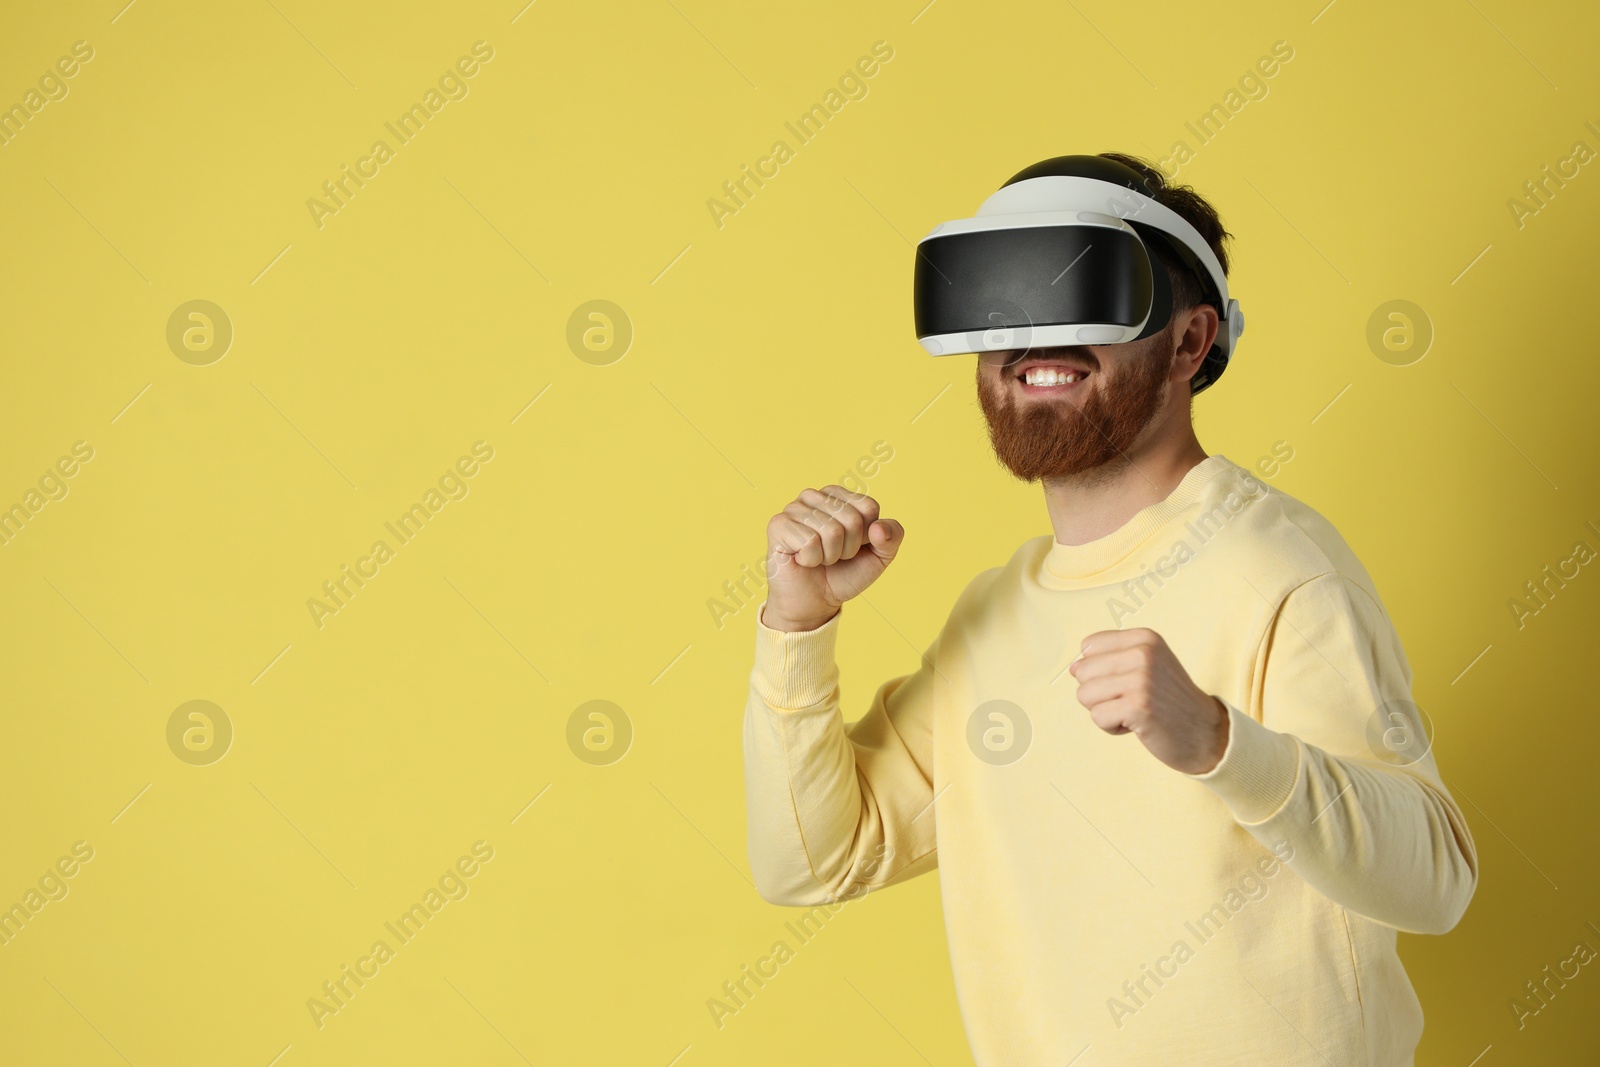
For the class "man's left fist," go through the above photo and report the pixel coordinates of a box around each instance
[1067,627,1229,775]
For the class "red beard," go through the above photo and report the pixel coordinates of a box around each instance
[976,346,1175,482]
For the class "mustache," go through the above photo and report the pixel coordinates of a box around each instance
[988,347,1101,372]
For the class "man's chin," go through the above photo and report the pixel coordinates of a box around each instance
[992,452,1105,483]
[983,427,1108,482]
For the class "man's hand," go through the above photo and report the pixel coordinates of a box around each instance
[761,486,905,633]
[1068,627,1229,775]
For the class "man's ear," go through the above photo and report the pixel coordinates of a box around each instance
[1171,303,1220,388]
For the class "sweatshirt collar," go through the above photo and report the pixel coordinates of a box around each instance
[1039,454,1237,588]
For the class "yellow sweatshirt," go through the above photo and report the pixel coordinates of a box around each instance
[742,454,1478,1066]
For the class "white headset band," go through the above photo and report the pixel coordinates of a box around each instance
[972,175,1230,310]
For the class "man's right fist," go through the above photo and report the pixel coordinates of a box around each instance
[761,486,905,633]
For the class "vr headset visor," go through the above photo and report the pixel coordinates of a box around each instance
[912,156,1244,394]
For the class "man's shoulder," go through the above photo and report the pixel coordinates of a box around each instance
[1207,457,1387,611]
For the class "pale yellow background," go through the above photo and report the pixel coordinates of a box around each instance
[1,0,1597,1063]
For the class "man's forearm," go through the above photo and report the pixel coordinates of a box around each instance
[743,600,942,907]
[743,605,870,906]
[1191,701,1480,934]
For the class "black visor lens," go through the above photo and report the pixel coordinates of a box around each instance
[914,225,1153,341]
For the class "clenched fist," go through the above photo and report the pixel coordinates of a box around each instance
[761,485,904,632]
[1068,627,1230,775]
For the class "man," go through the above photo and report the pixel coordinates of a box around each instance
[741,152,1479,1064]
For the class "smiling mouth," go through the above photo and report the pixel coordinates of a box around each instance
[1014,364,1092,392]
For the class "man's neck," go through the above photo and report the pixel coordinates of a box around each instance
[1042,434,1210,547]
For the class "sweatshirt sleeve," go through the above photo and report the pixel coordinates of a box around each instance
[1184,571,1480,935]
[742,599,944,907]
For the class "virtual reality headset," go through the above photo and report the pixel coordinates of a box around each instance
[912,155,1243,395]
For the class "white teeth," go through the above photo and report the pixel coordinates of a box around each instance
[1023,367,1085,386]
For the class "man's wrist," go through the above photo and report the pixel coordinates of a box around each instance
[752,600,843,710]
[759,603,839,633]
[1202,696,1230,774]
[1184,699,1301,826]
